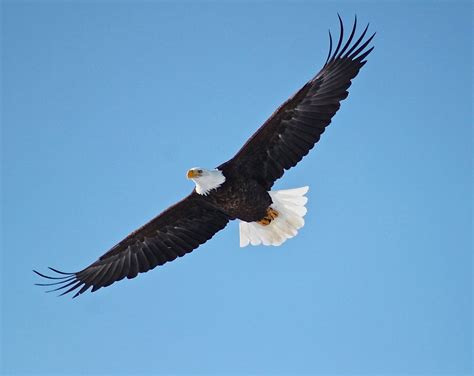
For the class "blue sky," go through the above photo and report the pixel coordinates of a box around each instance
[1,1,472,375]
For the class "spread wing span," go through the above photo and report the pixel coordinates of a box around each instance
[34,193,229,298]
[221,15,375,190]
[34,15,374,298]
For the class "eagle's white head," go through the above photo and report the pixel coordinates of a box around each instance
[186,167,226,196]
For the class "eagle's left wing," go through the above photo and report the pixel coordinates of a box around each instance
[34,192,229,298]
[220,16,375,190]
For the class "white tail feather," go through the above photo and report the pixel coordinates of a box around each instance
[239,186,309,247]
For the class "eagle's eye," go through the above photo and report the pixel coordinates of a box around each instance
[197,169,203,173]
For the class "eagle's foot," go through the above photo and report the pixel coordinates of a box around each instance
[257,207,279,226]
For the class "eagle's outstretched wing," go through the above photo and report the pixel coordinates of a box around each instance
[34,192,229,297]
[220,16,375,190]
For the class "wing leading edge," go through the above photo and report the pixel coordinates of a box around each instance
[220,15,375,190]
[34,193,229,297]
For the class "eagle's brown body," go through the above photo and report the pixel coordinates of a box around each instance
[205,173,272,222]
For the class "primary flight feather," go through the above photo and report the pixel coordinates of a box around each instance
[35,15,375,297]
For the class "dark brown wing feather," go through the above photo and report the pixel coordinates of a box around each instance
[34,192,229,297]
[219,16,375,190]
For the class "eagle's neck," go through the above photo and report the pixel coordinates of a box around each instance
[194,169,226,196]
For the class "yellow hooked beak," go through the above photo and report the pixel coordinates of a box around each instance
[187,169,201,179]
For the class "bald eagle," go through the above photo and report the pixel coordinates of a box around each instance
[35,16,375,297]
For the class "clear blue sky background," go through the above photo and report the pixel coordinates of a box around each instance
[1,1,472,375]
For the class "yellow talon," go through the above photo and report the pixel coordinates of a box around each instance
[257,207,279,226]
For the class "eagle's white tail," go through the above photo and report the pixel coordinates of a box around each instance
[239,186,309,247]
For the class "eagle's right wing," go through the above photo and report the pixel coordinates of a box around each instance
[34,192,229,298]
